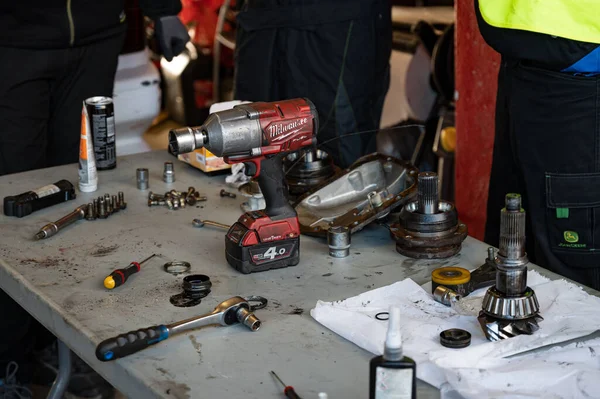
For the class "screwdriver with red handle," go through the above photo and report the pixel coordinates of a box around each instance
[271,371,301,399]
[103,254,157,289]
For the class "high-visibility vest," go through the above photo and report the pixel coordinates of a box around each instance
[478,0,600,44]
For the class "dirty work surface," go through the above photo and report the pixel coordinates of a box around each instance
[0,151,579,399]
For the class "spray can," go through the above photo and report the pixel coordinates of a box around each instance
[79,103,98,192]
[369,306,416,399]
[85,96,117,170]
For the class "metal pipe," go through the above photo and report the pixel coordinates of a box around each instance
[46,340,72,399]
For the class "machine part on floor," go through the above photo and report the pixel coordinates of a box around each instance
[239,180,265,212]
[170,274,212,307]
[327,226,351,258]
[96,296,263,361]
[98,198,108,219]
[439,329,471,349]
[166,198,174,210]
[85,203,96,221]
[375,312,389,321]
[118,191,127,210]
[111,195,119,213]
[179,197,186,208]
[163,162,175,183]
[3,180,77,218]
[478,194,543,342]
[294,154,418,237]
[169,98,318,274]
[390,172,467,259]
[220,189,236,198]
[163,261,191,275]
[192,219,230,230]
[93,199,99,216]
[34,206,86,240]
[103,254,158,290]
[284,148,337,199]
[136,168,149,190]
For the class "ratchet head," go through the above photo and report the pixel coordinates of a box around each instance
[212,296,261,331]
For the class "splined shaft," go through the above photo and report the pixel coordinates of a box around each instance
[496,193,528,295]
[417,172,438,215]
[499,193,526,260]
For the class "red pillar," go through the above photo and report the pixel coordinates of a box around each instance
[455,1,500,240]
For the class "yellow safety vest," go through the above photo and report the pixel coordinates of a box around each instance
[479,0,600,44]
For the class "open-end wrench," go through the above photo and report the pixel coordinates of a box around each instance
[95,296,266,361]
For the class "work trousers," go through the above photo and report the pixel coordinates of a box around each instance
[234,0,392,168]
[485,59,600,290]
[0,33,123,380]
[0,32,124,176]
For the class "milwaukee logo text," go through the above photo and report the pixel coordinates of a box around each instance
[268,118,308,139]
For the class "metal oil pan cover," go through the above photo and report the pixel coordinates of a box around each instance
[294,153,418,236]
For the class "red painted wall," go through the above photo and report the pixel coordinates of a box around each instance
[455,1,500,240]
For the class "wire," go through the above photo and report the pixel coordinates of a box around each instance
[0,362,32,399]
[284,123,426,176]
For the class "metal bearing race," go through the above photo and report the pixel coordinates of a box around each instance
[481,286,540,320]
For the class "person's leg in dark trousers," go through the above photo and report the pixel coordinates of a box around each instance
[506,62,600,290]
[0,33,124,385]
[0,47,55,176]
[47,33,125,167]
[484,58,537,262]
[234,1,391,168]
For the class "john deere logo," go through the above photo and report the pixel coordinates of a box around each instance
[564,231,579,243]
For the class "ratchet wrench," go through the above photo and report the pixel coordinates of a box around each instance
[95,296,267,361]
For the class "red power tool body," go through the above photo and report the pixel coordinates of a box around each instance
[169,98,319,273]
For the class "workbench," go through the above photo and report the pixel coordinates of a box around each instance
[0,151,595,399]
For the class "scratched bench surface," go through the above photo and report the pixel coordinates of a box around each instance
[0,150,570,399]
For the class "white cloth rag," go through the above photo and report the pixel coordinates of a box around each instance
[311,271,600,398]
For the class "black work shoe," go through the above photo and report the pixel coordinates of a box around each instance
[33,342,114,399]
